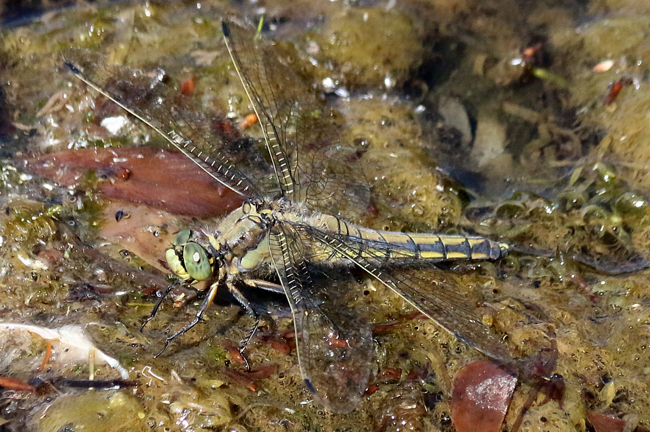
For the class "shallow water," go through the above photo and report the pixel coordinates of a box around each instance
[2,0,650,431]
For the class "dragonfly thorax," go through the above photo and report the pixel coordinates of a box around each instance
[210,198,283,274]
[214,197,315,273]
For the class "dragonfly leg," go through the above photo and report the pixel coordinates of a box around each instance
[155,280,220,357]
[141,280,181,332]
[242,278,284,294]
[226,280,260,371]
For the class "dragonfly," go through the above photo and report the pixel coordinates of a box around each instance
[63,19,515,412]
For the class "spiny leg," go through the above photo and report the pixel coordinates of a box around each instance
[141,280,181,332]
[226,279,261,370]
[243,278,284,294]
[155,280,220,357]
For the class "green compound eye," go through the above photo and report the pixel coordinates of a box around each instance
[175,229,192,246]
[182,241,212,281]
[166,247,189,279]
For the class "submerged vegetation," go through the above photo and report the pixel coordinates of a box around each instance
[2,0,650,431]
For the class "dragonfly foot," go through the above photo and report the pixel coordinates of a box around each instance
[154,339,171,358]
[238,346,251,371]
[155,322,196,358]
[237,316,260,371]
[153,281,219,357]
[141,281,178,332]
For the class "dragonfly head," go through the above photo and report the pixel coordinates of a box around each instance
[165,229,217,281]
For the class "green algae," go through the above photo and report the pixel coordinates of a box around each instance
[35,391,149,432]
[308,7,424,89]
[2,1,650,431]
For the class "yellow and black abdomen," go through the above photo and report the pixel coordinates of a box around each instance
[320,215,508,264]
[366,229,508,262]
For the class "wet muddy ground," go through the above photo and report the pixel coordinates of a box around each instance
[2,0,650,431]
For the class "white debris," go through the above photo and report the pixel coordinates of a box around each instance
[471,114,509,168]
[100,116,130,135]
[593,59,615,73]
[439,96,473,148]
[0,323,129,379]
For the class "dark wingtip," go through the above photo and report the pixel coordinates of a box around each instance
[221,20,230,37]
[304,378,316,394]
[63,60,81,74]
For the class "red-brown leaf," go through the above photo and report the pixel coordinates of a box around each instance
[24,147,245,217]
[450,361,517,432]
[586,412,627,432]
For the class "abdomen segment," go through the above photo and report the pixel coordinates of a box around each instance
[319,214,508,264]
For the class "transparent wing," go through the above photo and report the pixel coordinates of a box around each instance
[295,222,515,365]
[268,223,373,413]
[222,20,370,219]
[63,49,271,198]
